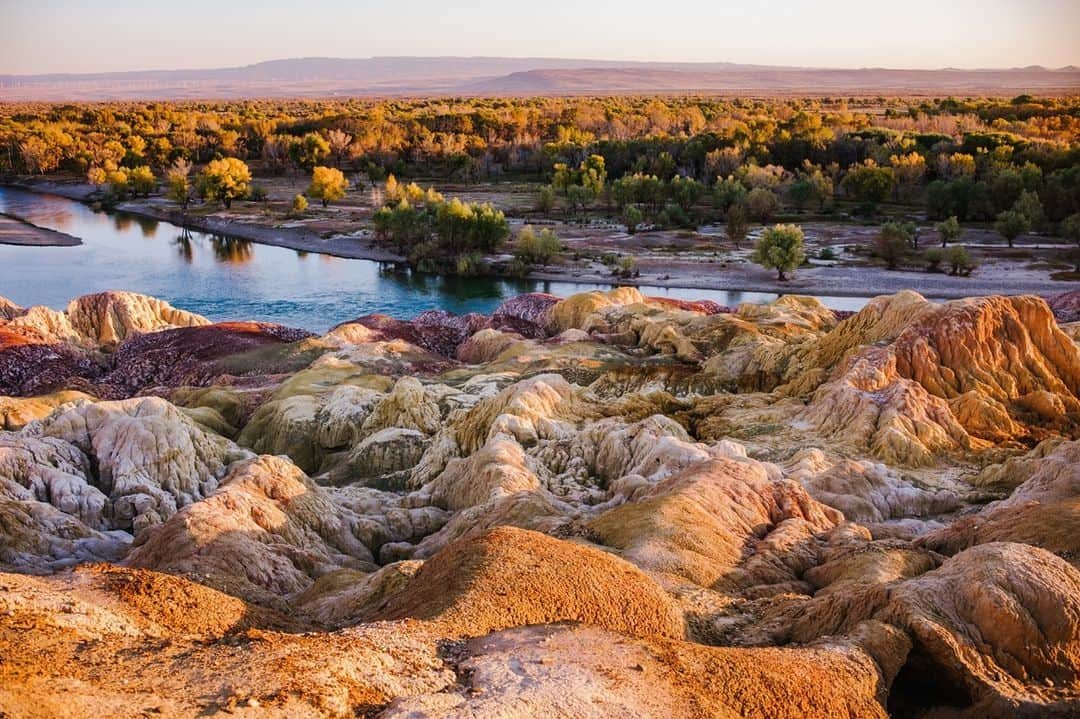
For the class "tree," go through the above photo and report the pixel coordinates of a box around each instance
[579,154,607,197]
[536,185,556,213]
[786,179,814,213]
[326,129,353,168]
[725,204,748,249]
[198,157,251,208]
[669,176,704,211]
[745,188,780,223]
[713,176,747,211]
[623,205,643,234]
[290,132,330,172]
[1060,213,1080,249]
[842,163,894,214]
[1013,190,1045,229]
[566,184,595,215]
[935,216,961,247]
[994,209,1029,248]
[752,224,805,281]
[307,166,348,207]
[875,222,913,270]
[87,167,106,186]
[165,159,192,212]
[129,166,156,196]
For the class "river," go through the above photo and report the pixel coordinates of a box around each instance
[0,186,868,333]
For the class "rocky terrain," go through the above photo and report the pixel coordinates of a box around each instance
[1,287,1079,718]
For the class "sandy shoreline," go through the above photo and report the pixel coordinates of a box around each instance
[0,211,82,247]
[3,179,1076,301]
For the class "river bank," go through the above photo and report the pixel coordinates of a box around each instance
[3,177,1075,302]
[0,211,81,247]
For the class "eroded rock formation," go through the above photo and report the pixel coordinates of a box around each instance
[2,288,1079,718]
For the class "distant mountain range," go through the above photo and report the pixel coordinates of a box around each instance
[1,57,1077,100]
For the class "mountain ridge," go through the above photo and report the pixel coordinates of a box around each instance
[1,56,1077,100]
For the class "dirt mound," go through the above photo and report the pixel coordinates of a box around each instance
[78,563,299,636]
[372,526,685,639]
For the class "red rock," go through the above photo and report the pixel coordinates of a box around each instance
[1049,289,1080,324]
[491,293,560,338]
[333,311,490,358]
[0,341,103,397]
[99,321,314,394]
[644,296,730,314]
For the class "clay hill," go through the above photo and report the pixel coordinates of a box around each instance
[2,287,1080,718]
[2,57,1077,100]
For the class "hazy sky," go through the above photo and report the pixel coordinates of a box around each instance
[2,0,1078,74]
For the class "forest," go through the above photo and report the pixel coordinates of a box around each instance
[1,94,1078,275]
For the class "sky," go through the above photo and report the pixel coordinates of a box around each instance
[1,0,1078,75]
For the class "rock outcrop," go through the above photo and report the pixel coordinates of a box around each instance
[2,288,1080,718]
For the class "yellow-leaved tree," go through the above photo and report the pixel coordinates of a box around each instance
[307,166,348,207]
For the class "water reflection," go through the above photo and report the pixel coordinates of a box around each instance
[209,235,253,264]
[174,229,193,263]
[136,216,159,238]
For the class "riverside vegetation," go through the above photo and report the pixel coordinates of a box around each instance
[2,95,1079,285]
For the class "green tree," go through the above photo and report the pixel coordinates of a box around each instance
[668,176,704,211]
[1013,189,1045,229]
[786,179,814,213]
[935,216,961,247]
[536,185,556,213]
[876,222,914,270]
[198,157,251,208]
[1060,213,1080,248]
[994,209,1029,248]
[745,188,780,223]
[623,205,643,234]
[752,223,806,281]
[842,164,895,213]
[725,204,748,249]
[307,166,348,207]
[712,176,747,211]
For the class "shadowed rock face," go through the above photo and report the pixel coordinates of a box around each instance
[1,288,1079,718]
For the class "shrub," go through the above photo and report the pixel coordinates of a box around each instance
[946,246,976,276]
[515,226,561,265]
[290,194,308,217]
[922,248,944,272]
[616,256,638,278]
[250,184,268,202]
[818,247,837,261]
